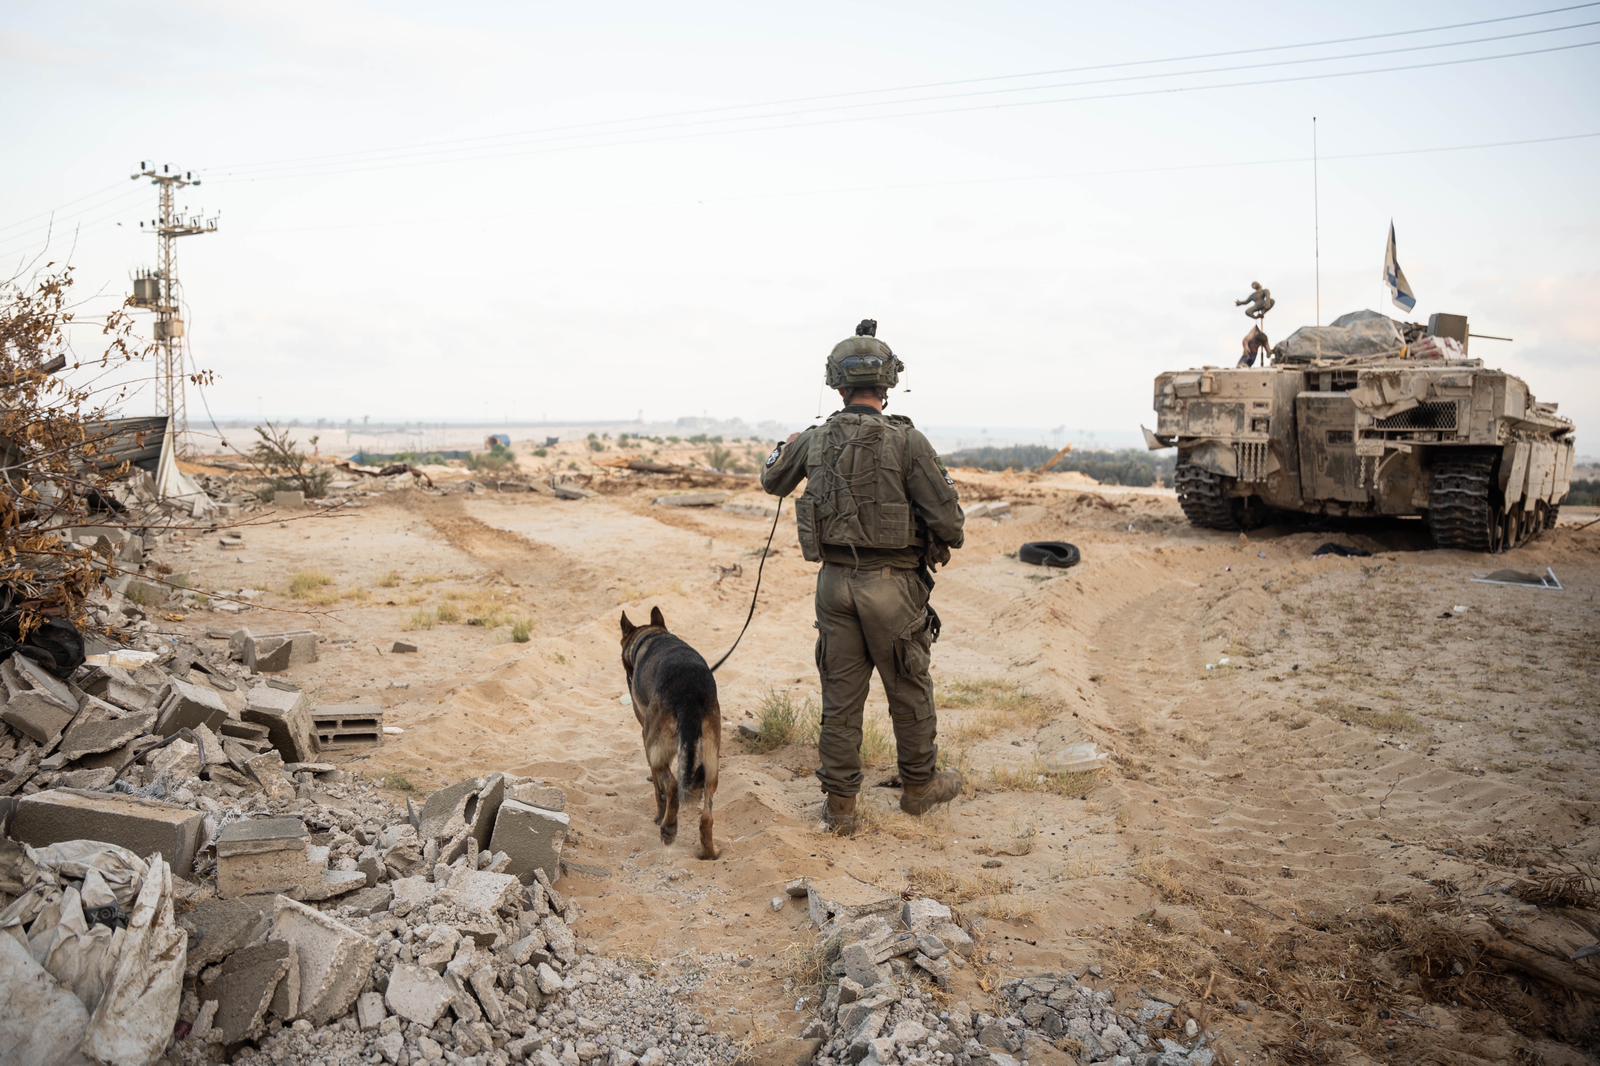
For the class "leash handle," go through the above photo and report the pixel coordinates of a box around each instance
[708,496,784,673]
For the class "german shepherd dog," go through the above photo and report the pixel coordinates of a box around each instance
[619,607,721,860]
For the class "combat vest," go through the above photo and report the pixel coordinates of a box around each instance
[794,411,922,563]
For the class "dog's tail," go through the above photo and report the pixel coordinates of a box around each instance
[676,704,703,793]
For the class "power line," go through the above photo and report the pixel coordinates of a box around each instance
[205,1,1600,178]
[215,131,1600,234]
[0,181,128,235]
[208,39,1600,186]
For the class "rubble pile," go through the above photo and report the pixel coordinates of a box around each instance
[0,600,738,1066]
[801,876,1214,1066]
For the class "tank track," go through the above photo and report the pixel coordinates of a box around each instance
[1428,453,1500,551]
[1175,462,1242,530]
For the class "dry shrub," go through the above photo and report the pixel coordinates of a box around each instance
[1509,869,1598,910]
[748,689,819,752]
[0,266,149,634]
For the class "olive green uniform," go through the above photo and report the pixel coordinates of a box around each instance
[761,406,965,797]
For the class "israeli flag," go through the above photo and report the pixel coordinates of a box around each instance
[1383,221,1416,312]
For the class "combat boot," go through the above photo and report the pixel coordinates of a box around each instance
[900,770,964,816]
[823,794,857,836]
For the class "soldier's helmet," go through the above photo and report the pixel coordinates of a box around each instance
[825,319,903,390]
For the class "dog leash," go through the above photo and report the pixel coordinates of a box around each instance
[708,496,784,673]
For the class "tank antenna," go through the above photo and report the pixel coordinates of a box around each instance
[1312,116,1321,327]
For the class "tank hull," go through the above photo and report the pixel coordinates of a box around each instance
[1150,360,1575,549]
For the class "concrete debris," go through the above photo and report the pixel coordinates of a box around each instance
[489,797,569,883]
[807,874,901,930]
[242,682,319,762]
[198,939,293,1044]
[385,961,453,1027]
[268,896,377,1025]
[12,788,206,874]
[309,703,382,750]
[152,677,230,737]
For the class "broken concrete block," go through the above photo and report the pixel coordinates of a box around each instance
[199,939,293,1044]
[241,684,318,762]
[901,897,953,931]
[441,868,521,918]
[56,712,154,761]
[417,774,504,848]
[489,799,569,884]
[507,780,567,812]
[246,631,319,673]
[5,653,76,706]
[13,788,205,872]
[216,817,313,898]
[272,489,305,508]
[269,897,377,1025]
[180,897,277,976]
[79,664,157,713]
[357,990,387,1030]
[385,962,453,1027]
[807,875,900,930]
[310,703,383,750]
[1,697,76,746]
[153,678,227,737]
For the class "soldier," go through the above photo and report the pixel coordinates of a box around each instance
[761,320,966,835]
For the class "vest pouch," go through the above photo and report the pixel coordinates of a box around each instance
[794,494,823,562]
[873,502,913,550]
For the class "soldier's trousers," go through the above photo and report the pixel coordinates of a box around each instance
[813,563,938,797]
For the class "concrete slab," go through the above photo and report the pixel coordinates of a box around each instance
[385,963,454,1027]
[180,897,276,976]
[241,684,317,762]
[153,678,227,737]
[441,868,520,918]
[269,897,376,1025]
[1,697,76,746]
[199,939,293,1044]
[489,799,569,883]
[215,817,308,856]
[57,713,155,760]
[807,875,900,929]
[12,788,205,873]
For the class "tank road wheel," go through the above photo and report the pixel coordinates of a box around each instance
[1174,461,1266,531]
[1427,453,1501,552]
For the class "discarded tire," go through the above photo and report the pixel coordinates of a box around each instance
[1018,541,1081,569]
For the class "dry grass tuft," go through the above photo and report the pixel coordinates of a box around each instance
[288,571,334,598]
[774,935,829,995]
[434,602,463,624]
[748,690,819,752]
[1134,857,1197,904]
[405,608,437,631]
[905,865,1012,904]
[985,761,1102,798]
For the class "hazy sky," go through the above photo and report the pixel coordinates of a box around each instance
[4,1,1597,446]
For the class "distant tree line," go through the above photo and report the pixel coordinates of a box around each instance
[1567,478,1600,507]
[944,445,1175,487]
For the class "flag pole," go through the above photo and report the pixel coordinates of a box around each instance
[1313,115,1321,327]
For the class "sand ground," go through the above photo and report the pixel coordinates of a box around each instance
[165,442,1600,1065]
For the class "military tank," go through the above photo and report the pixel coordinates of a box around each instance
[1145,309,1576,551]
